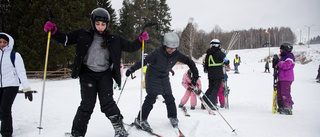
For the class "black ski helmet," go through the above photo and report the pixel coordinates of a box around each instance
[280,42,293,52]
[90,8,110,35]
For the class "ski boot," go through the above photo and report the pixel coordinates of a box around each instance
[220,104,225,108]
[178,103,184,108]
[134,118,153,132]
[169,117,179,128]
[280,107,292,115]
[109,114,128,137]
[190,105,195,110]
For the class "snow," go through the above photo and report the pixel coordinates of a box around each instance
[12,44,320,137]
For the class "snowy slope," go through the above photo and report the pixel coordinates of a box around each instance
[11,44,320,137]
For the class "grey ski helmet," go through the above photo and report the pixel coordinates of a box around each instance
[280,42,293,52]
[90,8,110,35]
[163,33,179,48]
[210,39,221,48]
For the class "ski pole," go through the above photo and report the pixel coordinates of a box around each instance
[38,6,54,134]
[138,22,158,121]
[200,90,237,135]
[116,76,128,104]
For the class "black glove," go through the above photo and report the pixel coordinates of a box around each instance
[25,91,33,102]
[191,76,198,86]
[126,68,133,77]
[272,54,279,69]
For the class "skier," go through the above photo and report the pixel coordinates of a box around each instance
[233,54,241,73]
[125,32,199,132]
[0,33,33,137]
[114,59,124,90]
[273,42,295,115]
[179,69,202,110]
[265,57,270,73]
[43,8,149,137]
[203,39,229,110]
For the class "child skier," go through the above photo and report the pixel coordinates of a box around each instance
[179,69,202,110]
[44,7,148,137]
[273,42,295,115]
[125,32,199,132]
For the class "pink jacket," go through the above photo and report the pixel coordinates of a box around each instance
[181,71,201,89]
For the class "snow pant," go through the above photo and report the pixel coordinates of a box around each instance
[277,81,294,108]
[216,86,225,105]
[137,93,177,120]
[265,68,270,73]
[204,79,222,107]
[234,65,239,72]
[180,89,197,106]
[0,87,18,136]
[71,68,122,136]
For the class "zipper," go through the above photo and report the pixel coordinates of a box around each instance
[0,50,3,87]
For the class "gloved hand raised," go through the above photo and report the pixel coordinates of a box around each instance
[272,54,280,69]
[139,31,149,42]
[44,21,57,35]
[125,68,133,77]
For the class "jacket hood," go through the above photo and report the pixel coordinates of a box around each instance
[0,32,14,52]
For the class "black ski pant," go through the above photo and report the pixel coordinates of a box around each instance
[137,93,177,121]
[71,69,121,136]
[204,79,222,108]
[0,87,18,136]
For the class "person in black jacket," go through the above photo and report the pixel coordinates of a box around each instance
[203,39,229,110]
[125,32,199,132]
[43,8,148,137]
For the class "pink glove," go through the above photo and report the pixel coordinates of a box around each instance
[139,31,149,42]
[44,21,57,35]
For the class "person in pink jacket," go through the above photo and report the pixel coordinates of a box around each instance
[179,69,202,110]
[274,42,295,115]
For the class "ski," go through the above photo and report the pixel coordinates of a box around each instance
[130,122,163,137]
[272,54,278,114]
[188,84,216,115]
[181,106,190,117]
[176,127,185,137]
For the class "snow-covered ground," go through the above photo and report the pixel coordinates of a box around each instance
[11,44,320,137]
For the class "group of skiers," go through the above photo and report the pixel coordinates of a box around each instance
[0,7,298,137]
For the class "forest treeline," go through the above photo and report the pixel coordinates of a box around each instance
[1,0,309,71]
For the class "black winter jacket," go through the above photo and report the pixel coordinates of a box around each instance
[52,29,142,85]
[130,45,199,95]
[204,47,226,80]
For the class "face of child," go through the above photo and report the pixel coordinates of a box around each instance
[95,21,107,34]
[0,38,9,50]
[165,46,176,54]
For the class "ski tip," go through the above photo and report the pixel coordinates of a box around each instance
[232,129,238,135]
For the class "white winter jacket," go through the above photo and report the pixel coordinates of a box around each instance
[0,32,30,89]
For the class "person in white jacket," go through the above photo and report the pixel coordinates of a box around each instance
[0,32,32,137]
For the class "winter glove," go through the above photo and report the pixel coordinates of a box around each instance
[170,69,175,76]
[139,31,149,42]
[23,88,33,102]
[187,87,192,91]
[125,68,133,77]
[44,21,57,35]
[191,76,199,86]
[272,54,279,69]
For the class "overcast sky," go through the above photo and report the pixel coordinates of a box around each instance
[111,0,320,43]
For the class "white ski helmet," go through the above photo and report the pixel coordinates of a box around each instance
[163,32,179,48]
[210,39,221,48]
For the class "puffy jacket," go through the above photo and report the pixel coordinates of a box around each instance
[0,33,30,89]
[130,45,199,95]
[52,29,142,85]
[277,52,295,81]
